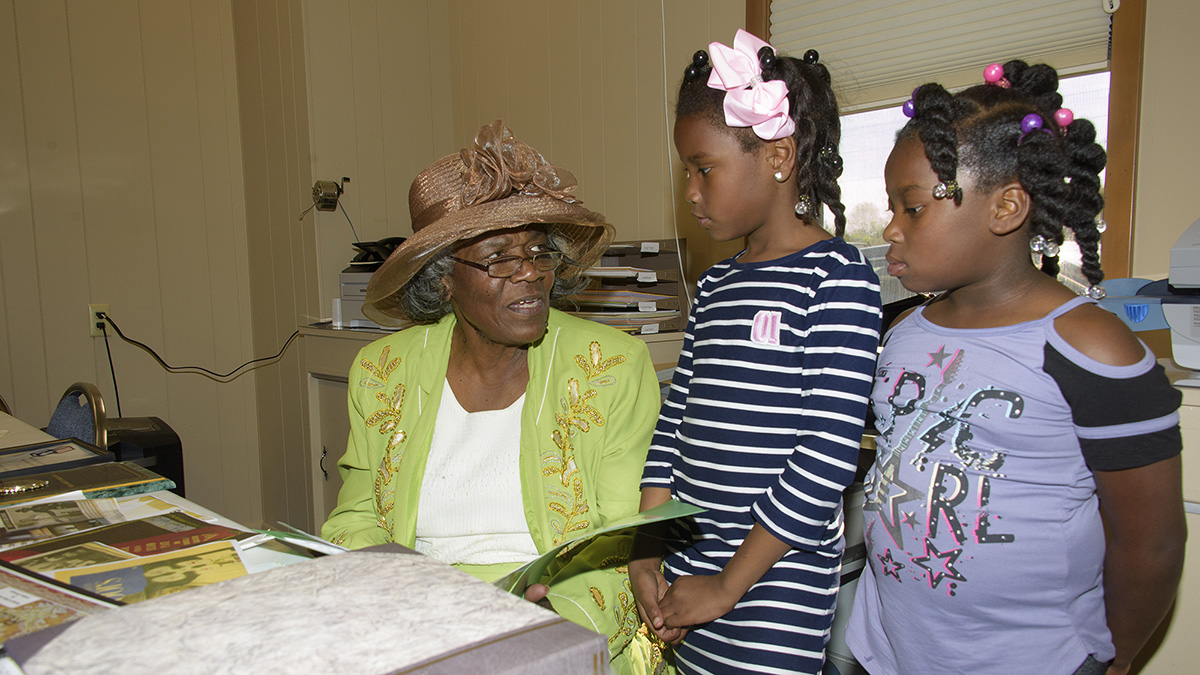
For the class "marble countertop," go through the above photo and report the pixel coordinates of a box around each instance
[8,545,607,675]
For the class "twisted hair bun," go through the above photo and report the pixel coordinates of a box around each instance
[899,60,1108,287]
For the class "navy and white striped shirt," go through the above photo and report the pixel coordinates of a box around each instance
[643,238,881,674]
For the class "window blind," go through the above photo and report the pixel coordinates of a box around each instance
[770,0,1112,111]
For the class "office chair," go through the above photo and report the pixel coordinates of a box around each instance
[0,393,10,415]
[46,382,108,450]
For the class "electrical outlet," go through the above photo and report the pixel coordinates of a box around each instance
[88,303,109,337]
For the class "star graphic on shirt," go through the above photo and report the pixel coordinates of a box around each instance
[901,510,917,528]
[927,345,952,369]
[864,451,922,551]
[877,549,905,582]
[911,538,967,589]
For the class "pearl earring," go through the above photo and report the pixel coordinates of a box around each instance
[773,171,785,182]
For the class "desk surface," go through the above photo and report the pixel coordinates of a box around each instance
[1,410,309,573]
[0,411,55,450]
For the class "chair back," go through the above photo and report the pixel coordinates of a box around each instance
[0,393,10,415]
[46,382,107,449]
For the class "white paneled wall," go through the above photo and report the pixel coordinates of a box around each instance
[0,0,264,524]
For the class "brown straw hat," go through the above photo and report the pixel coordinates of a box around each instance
[363,120,614,326]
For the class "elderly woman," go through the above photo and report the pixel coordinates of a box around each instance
[321,121,665,674]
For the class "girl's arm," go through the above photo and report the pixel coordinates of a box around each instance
[629,486,679,641]
[657,522,791,628]
[750,260,881,552]
[631,279,705,641]
[1054,304,1187,674]
[1093,456,1186,675]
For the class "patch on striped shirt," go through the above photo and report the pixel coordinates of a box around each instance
[750,309,782,345]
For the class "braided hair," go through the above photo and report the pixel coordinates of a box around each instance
[677,46,849,236]
[901,60,1108,286]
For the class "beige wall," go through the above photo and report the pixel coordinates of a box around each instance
[1130,0,1200,278]
[305,0,746,317]
[0,0,265,525]
[302,0,456,317]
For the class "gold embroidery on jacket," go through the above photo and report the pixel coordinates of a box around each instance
[543,341,625,546]
[575,341,626,383]
[590,586,606,610]
[361,346,407,537]
[609,577,642,647]
[636,623,670,674]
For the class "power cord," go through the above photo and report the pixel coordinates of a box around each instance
[99,322,123,417]
[97,312,300,386]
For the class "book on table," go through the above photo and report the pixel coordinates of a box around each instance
[0,498,125,551]
[0,511,247,563]
[0,461,175,507]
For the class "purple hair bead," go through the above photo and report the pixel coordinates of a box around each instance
[902,99,915,118]
[1021,114,1044,134]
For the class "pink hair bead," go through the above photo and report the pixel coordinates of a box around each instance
[1054,108,1074,128]
[983,63,1005,84]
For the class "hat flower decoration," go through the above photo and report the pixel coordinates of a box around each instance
[460,122,578,206]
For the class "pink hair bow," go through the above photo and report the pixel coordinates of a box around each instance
[706,29,795,141]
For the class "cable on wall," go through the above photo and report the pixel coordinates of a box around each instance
[100,322,123,417]
[660,0,692,309]
[98,312,300,384]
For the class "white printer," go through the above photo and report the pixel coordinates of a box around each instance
[336,238,404,329]
[1099,215,1200,385]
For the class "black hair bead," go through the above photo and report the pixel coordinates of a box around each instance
[757,46,775,69]
[686,50,709,79]
[803,49,819,65]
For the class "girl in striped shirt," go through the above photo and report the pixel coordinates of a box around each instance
[630,30,882,675]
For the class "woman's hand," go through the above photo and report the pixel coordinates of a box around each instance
[523,583,554,611]
[658,573,738,630]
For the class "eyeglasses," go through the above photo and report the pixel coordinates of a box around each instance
[449,251,563,278]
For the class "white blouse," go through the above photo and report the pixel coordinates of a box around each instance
[413,381,538,565]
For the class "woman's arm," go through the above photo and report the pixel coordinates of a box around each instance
[319,347,394,548]
[1094,456,1186,675]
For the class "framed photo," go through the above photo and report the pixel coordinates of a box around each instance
[0,439,113,480]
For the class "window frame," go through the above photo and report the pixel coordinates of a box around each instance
[747,0,1144,279]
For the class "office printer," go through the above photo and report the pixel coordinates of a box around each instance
[1098,215,1200,385]
[336,237,405,329]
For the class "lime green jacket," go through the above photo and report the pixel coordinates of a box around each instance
[321,309,667,674]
